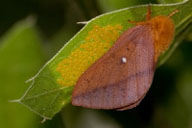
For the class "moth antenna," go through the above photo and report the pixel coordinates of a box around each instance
[146,5,151,21]
[168,9,179,18]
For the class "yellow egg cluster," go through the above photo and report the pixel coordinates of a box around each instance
[56,24,123,86]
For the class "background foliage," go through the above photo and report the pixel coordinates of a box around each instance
[0,0,192,128]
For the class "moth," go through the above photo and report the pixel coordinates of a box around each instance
[72,6,178,110]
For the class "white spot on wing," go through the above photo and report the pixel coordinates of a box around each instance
[121,57,127,63]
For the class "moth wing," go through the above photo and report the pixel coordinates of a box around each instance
[72,25,155,109]
[117,92,146,110]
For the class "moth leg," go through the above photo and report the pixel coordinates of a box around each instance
[146,5,151,21]
[127,20,139,24]
[128,5,151,25]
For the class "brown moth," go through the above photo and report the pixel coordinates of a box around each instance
[72,6,178,110]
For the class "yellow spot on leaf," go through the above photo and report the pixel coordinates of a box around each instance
[56,24,123,86]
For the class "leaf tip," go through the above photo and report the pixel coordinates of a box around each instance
[8,99,21,103]
[41,117,48,123]
[77,21,89,25]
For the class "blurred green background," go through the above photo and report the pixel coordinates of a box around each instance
[0,0,192,128]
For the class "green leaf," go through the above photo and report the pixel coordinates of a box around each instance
[186,27,192,41]
[0,19,45,128]
[19,0,192,119]
[157,0,184,4]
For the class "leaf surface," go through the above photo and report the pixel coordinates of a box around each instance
[19,0,192,119]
